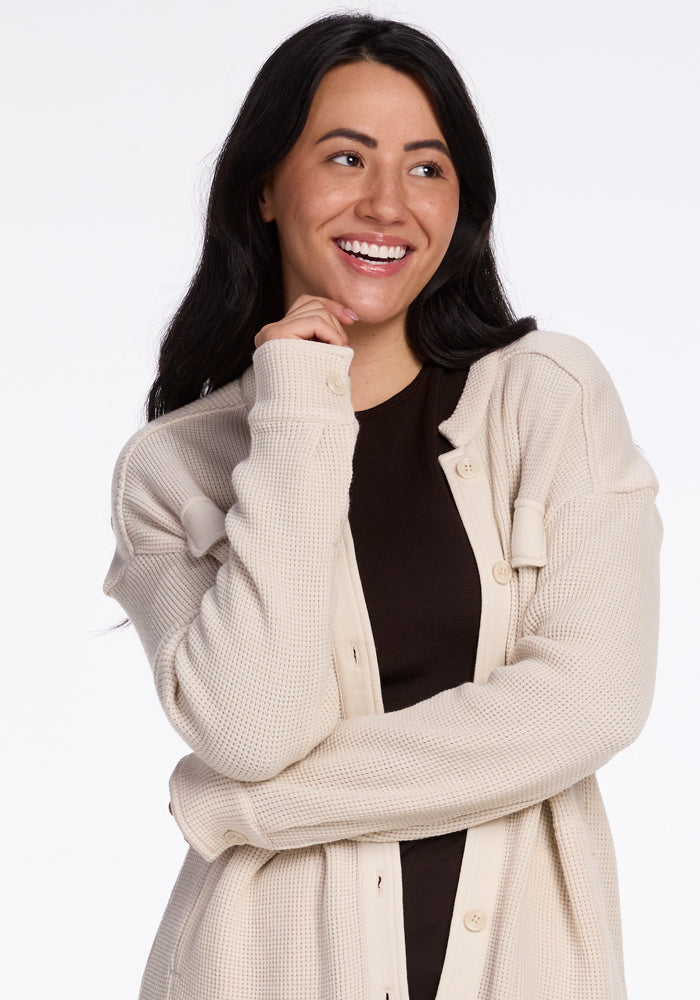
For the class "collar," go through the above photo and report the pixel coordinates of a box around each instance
[438,349,501,448]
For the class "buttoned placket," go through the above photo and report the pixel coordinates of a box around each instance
[433,444,511,1000]
[328,433,514,1000]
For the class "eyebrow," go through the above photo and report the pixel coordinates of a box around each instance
[315,128,451,158]
[316,128,377,148]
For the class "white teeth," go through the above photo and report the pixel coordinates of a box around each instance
[337,240,408,260]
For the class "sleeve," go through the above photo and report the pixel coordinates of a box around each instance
[167,347,662,862]
[104,338,358,782]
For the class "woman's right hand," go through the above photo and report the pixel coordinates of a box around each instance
[105,294,359,784]
[254,295,358,349]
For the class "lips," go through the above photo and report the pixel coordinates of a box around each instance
[335,239,409,262]
[333,234,414,267]
[333,238,412,279]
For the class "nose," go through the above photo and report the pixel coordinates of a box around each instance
[355,166,409,225]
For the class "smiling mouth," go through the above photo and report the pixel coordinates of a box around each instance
[335,239,411,263]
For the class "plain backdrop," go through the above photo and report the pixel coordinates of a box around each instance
[2,0,698,996]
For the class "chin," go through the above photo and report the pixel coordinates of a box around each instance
[346,297,408,327]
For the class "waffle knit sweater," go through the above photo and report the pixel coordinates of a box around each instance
[104,330,661,1000]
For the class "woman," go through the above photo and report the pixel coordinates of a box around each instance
[104,13,660,1000]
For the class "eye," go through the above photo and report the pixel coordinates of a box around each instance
[409,162,444,179]
[329,151,363,168]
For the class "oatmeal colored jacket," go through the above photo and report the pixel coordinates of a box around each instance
[104,330,660,1000]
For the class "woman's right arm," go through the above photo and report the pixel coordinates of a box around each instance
[104,299,358,782]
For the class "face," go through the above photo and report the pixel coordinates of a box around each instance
[259,61,460,329]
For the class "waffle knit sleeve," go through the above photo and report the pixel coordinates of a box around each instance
[168,343,661,861]
[104,339,357,782]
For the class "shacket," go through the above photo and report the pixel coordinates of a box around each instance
[104,330,661,1000]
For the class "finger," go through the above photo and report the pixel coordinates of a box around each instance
[284,302,347,340]
[283,313,349,346]
[254,313,349,349]
[287,295,359,326]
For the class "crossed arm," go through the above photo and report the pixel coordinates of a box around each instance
[169,484,660,862]
[106,338,660,864]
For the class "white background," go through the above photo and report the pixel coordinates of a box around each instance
[2,0,698,996]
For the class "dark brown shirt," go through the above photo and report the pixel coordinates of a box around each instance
[349,364,481,1000]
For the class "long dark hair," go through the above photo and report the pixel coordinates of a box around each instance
[147,13,536,420]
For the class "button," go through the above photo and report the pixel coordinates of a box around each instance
[456,456,480,479]
[326,371,347,395]
[223,830,248,847]
[463,909,487,932]
[492,560,513,584]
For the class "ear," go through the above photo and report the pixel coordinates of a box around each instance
[259,180,275,223]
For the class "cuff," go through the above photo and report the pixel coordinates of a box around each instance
[251,338,355,425]
[169,754,274,863]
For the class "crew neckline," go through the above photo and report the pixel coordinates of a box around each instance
[354,365,430,421]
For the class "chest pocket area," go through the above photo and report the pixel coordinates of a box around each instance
[180,496,228,561]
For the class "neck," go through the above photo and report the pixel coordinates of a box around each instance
[347,317,422,412]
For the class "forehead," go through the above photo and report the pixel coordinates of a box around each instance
[303,61,446,140]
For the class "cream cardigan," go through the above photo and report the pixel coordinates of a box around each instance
[104,330,660,1000]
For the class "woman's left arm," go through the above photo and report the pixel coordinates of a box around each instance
[169,346,662,862]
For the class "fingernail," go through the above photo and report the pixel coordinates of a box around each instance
[344,308,359,321]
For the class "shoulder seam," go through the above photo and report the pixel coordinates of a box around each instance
[499,342,599,490]
[501,346,586,391]
[111,401,248,560]
[123,399,249,463]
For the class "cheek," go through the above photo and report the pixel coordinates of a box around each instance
[284,187,337,240]
[435,204,460,250]
[444,189,461,237]
[419,190,460,248]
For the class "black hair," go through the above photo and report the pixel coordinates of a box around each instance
[147,13,536,419]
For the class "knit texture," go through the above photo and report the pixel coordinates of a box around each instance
[105,331,660,1000]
